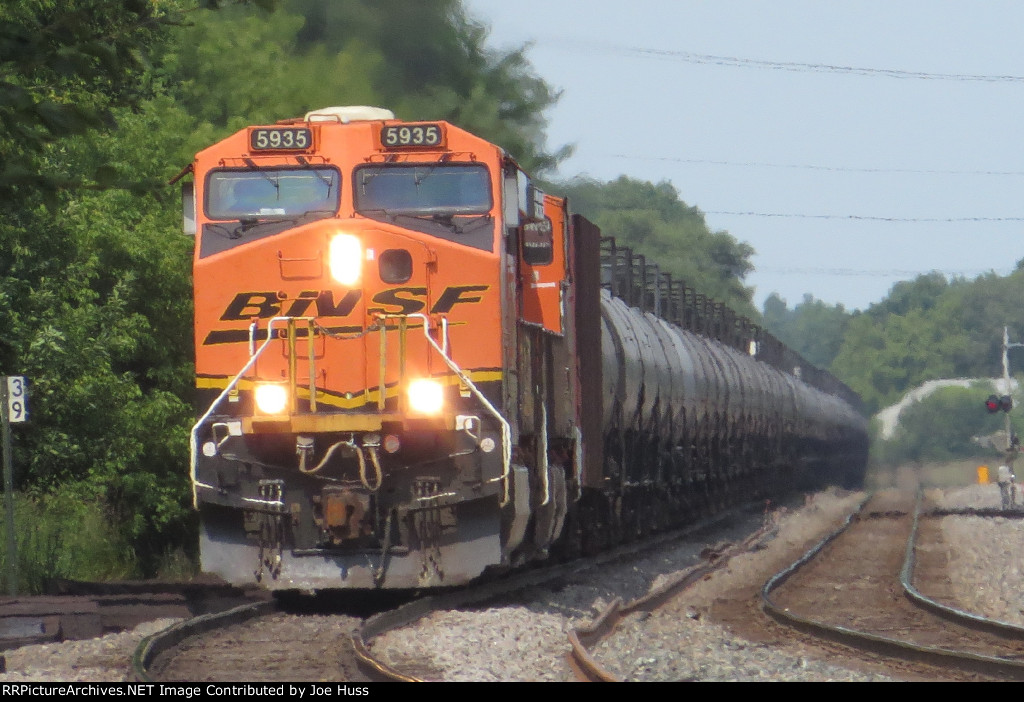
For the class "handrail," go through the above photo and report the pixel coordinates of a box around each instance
[190,316,300,508]
[404,313,513,507]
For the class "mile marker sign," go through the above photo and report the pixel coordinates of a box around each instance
[5,376,26,423]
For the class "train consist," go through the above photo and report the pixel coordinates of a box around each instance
[182,106,869,590]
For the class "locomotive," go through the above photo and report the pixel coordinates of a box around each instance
[181,106,868,591]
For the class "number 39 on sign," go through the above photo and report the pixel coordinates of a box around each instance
[5,376,27,423]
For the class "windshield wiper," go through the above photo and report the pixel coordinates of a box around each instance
[243,158,281,197]
[395,212,492,234]
[229,215,295,238]
[295,156,335,197]
[228,209,336,238]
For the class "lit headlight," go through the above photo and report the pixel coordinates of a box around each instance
[329,234,362,285]
[408,378,444,415]
[254,383,288,415]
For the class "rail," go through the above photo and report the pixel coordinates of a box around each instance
[761,491,1024,679]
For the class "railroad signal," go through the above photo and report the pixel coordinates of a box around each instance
[987,395,1001,413]
[984,394,1013,413]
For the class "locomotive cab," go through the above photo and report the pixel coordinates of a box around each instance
[186,107,580,589]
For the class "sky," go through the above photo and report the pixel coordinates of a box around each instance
[464,0,1024,313]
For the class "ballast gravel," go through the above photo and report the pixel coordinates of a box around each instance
[1,479,1021,682]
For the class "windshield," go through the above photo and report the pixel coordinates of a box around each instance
[354,163,492,215]
[206,167,340,220]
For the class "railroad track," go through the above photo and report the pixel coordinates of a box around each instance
[127,487,1024,682]
[762,489,1024,680]
[0,581,257,652]
[565,530,773,681]
[133,503,768,682]
[561,487,1024,681]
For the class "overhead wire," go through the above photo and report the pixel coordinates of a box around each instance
[541,37,1024,83]
[537,35,1024,280]
[705,211,1024,222]
[756,266,1014,278]
[602,154,1024,177]
[585,157,1024,221]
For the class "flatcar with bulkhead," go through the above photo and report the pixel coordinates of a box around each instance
[180,106,868,590]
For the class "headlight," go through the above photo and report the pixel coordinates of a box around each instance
[254,383,288,415]
[329,234,362,285]
[408,378,444,415]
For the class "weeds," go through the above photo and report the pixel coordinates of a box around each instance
[0,485,138,594]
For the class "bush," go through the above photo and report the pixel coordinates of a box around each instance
[0,484,137,594]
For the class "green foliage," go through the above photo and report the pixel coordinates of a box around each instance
[0,0,189,198]
[159,0,565,173]
[1,95,198,574]
[871,384,1017,466]
[0,0,574,579]
[0,485,136,594]
[552,176,757,316]
[762,293,851,370]
[828,270,1024,414]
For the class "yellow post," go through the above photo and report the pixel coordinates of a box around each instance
[978,465,990,484]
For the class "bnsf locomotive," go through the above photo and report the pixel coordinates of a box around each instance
[182,106,868,590]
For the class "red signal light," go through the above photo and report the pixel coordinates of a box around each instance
[986,395,1001,413]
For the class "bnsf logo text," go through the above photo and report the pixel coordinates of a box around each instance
[219,285,489,321]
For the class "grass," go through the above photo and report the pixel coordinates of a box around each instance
[0,486,137,595]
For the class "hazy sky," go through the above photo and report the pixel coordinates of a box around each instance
[464,0,1024,312]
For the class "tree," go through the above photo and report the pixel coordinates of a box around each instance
[552,176,757,316]
[0,97,197,569]
[874,384,1012,465]
[0,0,570,577]
[0,1,276,577]
[826,268,1024,414]
[159,0,566,174]
[0,1,192,199]
[762,293,852,370]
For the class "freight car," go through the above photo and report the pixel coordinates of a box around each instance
[180,106,868,590]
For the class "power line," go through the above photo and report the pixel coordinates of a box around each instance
[706,211,1024,222]
[757,266,1014,277]
[545,38,1024,83]
[603,153,1024,177]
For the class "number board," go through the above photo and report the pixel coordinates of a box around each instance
[380,123,445,149]
[249,127,313,151]
[5,376,26,423]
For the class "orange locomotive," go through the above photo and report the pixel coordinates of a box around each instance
[184,106,869,591]
[186,107,580,589]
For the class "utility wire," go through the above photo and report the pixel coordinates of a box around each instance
[708,211,1024,223]
[706,211,1024,222]
[604,153,1024,177]
[546,38,1024,82]
[757,266,1014,277]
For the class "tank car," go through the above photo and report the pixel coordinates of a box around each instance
[181,106,868,590]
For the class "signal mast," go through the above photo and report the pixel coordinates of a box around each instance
[997,326,1024,448]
